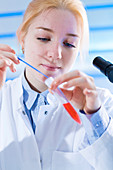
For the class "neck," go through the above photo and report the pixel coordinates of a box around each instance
[25,69,48,93]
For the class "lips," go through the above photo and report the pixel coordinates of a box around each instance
[41,64,61,71]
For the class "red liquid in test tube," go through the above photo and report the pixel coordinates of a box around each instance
[63,102,81,124]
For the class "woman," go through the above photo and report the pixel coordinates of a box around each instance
[0,0,113,169]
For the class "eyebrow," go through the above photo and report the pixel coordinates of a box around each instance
[36,27,54,33]
[36,27,79,38]
[66,33,79,38]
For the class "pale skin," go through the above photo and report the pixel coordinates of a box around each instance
[0,8,101,114]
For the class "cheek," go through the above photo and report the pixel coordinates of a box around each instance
[24,40,45,62]
[63,51,77,69]
[64,58,76,71]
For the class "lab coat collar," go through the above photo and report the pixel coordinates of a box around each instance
[11,73,56,112]
[22,72,49,110]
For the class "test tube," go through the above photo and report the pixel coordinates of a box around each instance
[45,77,81,124]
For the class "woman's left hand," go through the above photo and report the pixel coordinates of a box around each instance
[50,70,101,114]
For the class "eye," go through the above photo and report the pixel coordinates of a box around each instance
[63,42,76,48]
[37,37,51,42]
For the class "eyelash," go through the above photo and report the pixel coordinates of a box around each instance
[37,37,50,42]
[63,42,75,48]
[37,37,75,48]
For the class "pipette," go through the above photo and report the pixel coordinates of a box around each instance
[18,56,81,124]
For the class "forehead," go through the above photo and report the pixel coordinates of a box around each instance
[28,8,81,36]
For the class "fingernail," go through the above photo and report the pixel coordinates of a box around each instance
[11,49,16,54]
[86,89,92,94]
[63,82,68,87]
[63,82,70,88]
[16,59,20,64]
[13,68,16,72]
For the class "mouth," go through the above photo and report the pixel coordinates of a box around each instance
[41,64,61,71]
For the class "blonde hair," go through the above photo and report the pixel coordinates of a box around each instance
[17,0,89,58]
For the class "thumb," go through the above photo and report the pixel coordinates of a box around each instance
[83,88,101,114]
[83,88,98,98]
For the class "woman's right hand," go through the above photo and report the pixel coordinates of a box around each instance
[0,44,20,89]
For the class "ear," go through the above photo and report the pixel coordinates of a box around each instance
[16,24,25,49]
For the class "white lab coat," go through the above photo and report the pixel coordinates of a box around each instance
[0,75,113,170]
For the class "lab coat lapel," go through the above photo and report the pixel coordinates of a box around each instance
[10,76,42,170]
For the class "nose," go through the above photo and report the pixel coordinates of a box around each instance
[47,42,62,60]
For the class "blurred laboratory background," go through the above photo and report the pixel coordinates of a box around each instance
[0,0,113,92]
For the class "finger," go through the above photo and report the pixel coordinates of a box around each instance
[0,59,11,68]
[0,51,19,64]
[0,58,16,72]
[0,44,15,54]
[83,88,101,113]
[63,77,84,88]
[9,62,16,72]
[51,70,85,89]
[63,76,95,90]
[83,88,99,101]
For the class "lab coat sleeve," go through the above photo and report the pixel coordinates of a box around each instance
[79,88,113,170]
[80,103,110,145]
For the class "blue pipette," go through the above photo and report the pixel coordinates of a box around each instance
[17,57,48,78]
